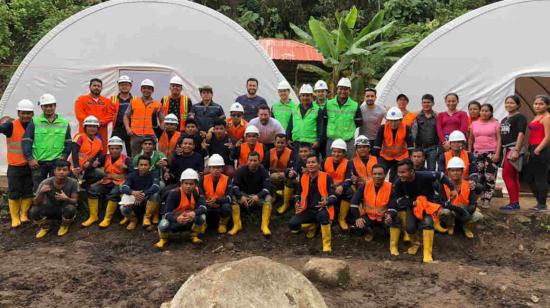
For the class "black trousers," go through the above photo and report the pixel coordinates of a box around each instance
[31,160,57,193]
[405,207,434,233]
[111,127,132,156]
[379,158,399,183]
[29,201,77,221]
[288,208,330,231]
[7,165,33,199]
[526,147,550,205]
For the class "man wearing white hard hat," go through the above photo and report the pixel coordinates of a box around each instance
[199,154,232,234]
[0,99,35,228]
[123,79,164,156]
[189,85,225,135]
[358,88,386,141]
[74,78,114,154]
[313,80,329,109]
[160,76,192,132]
[351,135,378,187]
[249,104,285,149]
[372,106,414,182]
[437,130,478,183]
[286,84,323,154]
[440,157,483,239]
[235,77,268,122]
[22,93,72,193]
[155,168,207,248]
[231,124,269,168]
[324,77,362,158]
[158,113,181,160]
[111,75,133,154]
[271,80,297,131]
[226,102,248,142]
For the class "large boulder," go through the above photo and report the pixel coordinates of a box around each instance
[303,258,350,286]
[165,256,327,308]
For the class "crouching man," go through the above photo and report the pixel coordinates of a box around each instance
[30,160,79,238]
[200,154,232,234]
[155,169,207,248]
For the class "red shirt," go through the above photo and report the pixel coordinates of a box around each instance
[436,111,469,144]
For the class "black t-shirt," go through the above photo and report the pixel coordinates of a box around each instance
[500,113,527,146]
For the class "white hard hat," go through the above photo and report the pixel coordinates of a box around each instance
[39,93,56,106]
[117,75,132,84]
[83,115,100,127]
[164,113,179,124]
[180,168,199,181]
[208,154,225,167]
[108,136,124,147]
[17,99,34,111]
[277,80,292,90]
[331,138,347,151]
[140,79,155,88]
[448,130,466,142]
[230,102,244,113]
[244,125,259,135]
[169,76,184,86]
[354,135,370,146]
[299,84,313,95]
[386,107,403,120]
[447,157,465,169]
[120,194,136,205]
[314,80,328,91]
[336,77,352,89]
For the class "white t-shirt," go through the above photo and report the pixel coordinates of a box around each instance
[359,103,386,141]
[248,117,285,144]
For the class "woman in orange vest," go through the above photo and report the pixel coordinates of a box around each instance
[351,135,378,188]
[269,134,295,215]
[231,125,269,168]
[288,155,336,253]
[158,114,181,161]
[155,168,207,249]
[1,99,35,228]
[199,154,232,234]
[87,136,132,229]
[323,138,354,231]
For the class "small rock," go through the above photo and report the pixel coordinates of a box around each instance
[383,260,392,266]
[303,258,350,286]
[478,271,487,276]
[160,301,170,308]
[499,285,507,292]
[514,215,531,224]
[224,242,235,250]
[518,244,524,251]
[531,295,539,303]
[48,247,66,258]
[73,240,93,249]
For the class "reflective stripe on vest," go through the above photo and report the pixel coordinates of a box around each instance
[325,97,358,140]
[361,180,391,221]
[7,119,27,166]
[444,150,470,178]
[175,188,196,212]
[380,123,408,161]
[299,171,334,220]
[290,104,319,144]
[32,114,69,161]
[324,157,349,184]
[444,181,470,207]
[163,95,189,131]
[72,133,102,168]
[203,174,229,199]
[269,147,292,171]
[101,154,128,185]
[352,154,377,180]
[130,97,161,136]
[239,142,264,166]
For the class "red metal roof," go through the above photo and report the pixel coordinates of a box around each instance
[258,38,325,62]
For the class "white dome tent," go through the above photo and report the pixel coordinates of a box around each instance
[0,0,288,172]
[376,0,550,120]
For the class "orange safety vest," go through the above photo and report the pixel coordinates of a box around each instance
[380,123,409,161]
[162,95,189,131]
[130,97,162,136]
[72,133,103,168]
[101,154,128,185]
[6,119,27,166]
[413,196,442,222]
[299,171,334,220]
[352,154,378,180]
[239,142,264,166]
[444,150,470,177]
[324,157,349,185]
[444,181,470,207]
[174,188,196,213]
[203,174,229,199]
[158,130,181,159]
[402,112,417,127]
[227,119,248,141]
[361,180,392,221]
[269,147,292,171]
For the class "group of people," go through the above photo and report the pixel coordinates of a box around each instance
[2,74,549,263]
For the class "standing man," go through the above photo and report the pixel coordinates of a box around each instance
[74,78,114,153]
[324,77,362,158]
[396,94,416,127]
[359,88,386,141]
[189,85,225,136]
[1,99,35,228]
[271,80,296,131]
[111,75,133,154]
[249,104,285,149]
[313,80,329,109]
[22,94,72,193]
[412,94,439,170]
[160,76,192,131]
[123,79,164,156]
[235,78,268,122]
[286,84,323,153]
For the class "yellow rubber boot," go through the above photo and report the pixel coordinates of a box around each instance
[99,200,118,228]
[301,223,317,239]
[338,200,350,231]
[218,217,230,234]
[152,202,160,224]
[321,224,332,253]
[398,211,410,242]
[8,199,22,228]
[433,220,448,233]
[191,224,203,244]
[81,198,99,227]
[57,217,73,237]
[407,232,420,255]
[423,229,435,263]
[277,186,294,214]
[35,218,50,239]
[155,231,169,249]
[119,217,129,225]
[20,198,33,223]
[261,203,272,236]
[463,222,475,239]
[142,201,155,228]
[389,227,401,256]
[126,214,138,231]
[227,204,242,236]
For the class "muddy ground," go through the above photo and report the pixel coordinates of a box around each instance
[1,195,550,308]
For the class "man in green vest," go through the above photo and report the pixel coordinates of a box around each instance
[286,84,323,154]
[271,80,296,131]
[22,93,72,193]
[313,80,329,109]
[323,77,362,158]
